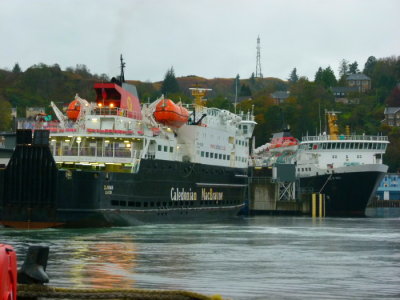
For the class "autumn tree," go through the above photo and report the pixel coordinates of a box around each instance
[0,98,12,130]
[363,56,377,77]
[206,94,231,110]
[385,85,400,106]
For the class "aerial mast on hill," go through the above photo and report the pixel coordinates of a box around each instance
[255,36,263,78]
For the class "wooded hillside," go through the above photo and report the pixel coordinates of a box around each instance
[1,56,399,170]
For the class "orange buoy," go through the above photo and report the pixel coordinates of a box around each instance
[0,244,17,300]
[153,99,189,128]
[66,100,81,121]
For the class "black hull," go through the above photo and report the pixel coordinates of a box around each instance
[299,170,385,217]
[0,144,247,228]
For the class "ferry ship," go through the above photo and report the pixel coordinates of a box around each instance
[251,112,389,216]
[296,112,389,216]
[0,58,256,228]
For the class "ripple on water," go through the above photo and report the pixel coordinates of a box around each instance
[0,216,399,299]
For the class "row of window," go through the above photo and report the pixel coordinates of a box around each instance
[236,156,248,163]
[300,142,387,151]
[235,140,248,147]
[110,199,240,207]
[157,145,174,153]
[200,151,230,160]
[298,167,312,172]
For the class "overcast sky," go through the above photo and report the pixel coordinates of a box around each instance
[0,0,399,82]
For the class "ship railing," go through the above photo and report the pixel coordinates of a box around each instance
[52,146,141,159]
[92,107,142,119]
[302,135,388,142]
[17,120,75,131]
[238,112,255,122]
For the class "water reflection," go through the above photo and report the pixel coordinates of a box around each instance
[1,217,399,299]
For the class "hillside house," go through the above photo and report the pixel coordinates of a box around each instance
[346,73,371,92]
[271,91,289,104]
[383,107,400,126]
[332,86,360,104]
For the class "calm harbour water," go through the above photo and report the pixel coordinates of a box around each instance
[1,216,400,300]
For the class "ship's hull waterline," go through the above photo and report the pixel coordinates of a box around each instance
[299,165,387,216]
[0,145,247,228]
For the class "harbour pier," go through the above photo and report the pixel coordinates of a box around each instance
[248,164,311,216]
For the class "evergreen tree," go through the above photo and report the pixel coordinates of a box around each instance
[338,59,349,78]
[161,67,180,96]
[12,63,21,73]
[315,66,336,88]
[239,84,252,96]
[349,61,359,74]
[321,66,337,88]
[288,68,299,83]
[249,72,256,85]
[314,67,323,83]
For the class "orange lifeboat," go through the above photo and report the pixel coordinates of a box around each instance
[66,100,81,121]
[154,99,189,128]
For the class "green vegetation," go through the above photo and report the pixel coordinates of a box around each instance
[0,56,399,170]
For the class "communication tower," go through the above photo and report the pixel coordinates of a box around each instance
[255,36,263,78]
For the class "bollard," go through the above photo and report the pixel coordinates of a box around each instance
[311,193,317,217]
[18,245,50,284]
[319,193,323,217]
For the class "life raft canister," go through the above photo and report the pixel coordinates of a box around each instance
[0,244,17,300]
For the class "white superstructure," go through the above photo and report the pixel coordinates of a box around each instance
[20,87,256,173]
[296,134,389,178]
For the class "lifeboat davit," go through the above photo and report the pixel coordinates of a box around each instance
[154,99,189,128]
[66,100,81,121]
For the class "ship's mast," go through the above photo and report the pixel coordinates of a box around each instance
[326,110,341,140]
[189,88,211,107]
[120,54,126,83]
[189,87,211,125]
